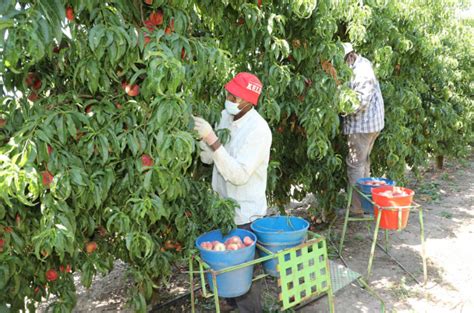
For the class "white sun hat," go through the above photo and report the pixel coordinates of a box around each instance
[342,42,354,56]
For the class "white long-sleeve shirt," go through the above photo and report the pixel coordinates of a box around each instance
[200,108,272,225]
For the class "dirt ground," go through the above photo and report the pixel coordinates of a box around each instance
[38,154,474,312]
[302,155,474,313]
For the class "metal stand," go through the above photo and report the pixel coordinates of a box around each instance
[326,227,386,312]
[189,232,335,313]
[188,230,389,312]
[338,185,428,284]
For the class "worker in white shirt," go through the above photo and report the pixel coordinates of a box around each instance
[193,72,272,313]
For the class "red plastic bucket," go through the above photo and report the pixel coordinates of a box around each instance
[371,186,415,230]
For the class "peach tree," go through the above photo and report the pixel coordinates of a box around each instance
[0,0,472,311]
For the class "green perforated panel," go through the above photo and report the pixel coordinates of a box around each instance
[276,238,332,310]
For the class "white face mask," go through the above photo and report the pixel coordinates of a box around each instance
[225,100,241,115]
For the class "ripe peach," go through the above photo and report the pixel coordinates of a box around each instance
[243,236,254,246]
[25,72,36,87]
[85,241,97,254]
[41,171,54,187]
[225,236,242,245]
[45,269,58,282]
[226,243,239,251]
[59,264,72,273]
[28,92,39,102]
[141,154,154,167]
[126,84,140,96]
[149,10,163,26]
[32,79,42,90]
[66,7,74,21]
[213,242,226,251]
[200,241,213,250]
[164,240,175,250]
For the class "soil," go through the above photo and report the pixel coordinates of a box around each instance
[38,154,474,312]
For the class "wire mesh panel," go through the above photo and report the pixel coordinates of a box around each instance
[328,260,361,293]
[277,238,332,310]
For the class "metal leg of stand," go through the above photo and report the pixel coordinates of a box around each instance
[419,206,427,284]
[212,272,220,313]
[327,286,335,313]
[199,262,208,297]
[357,278,386,312]
[339,186,353,254]
[367,209,382,281]
[189,258,195,313]
[384,230,389,253]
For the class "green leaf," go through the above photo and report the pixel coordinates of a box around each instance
[65,114,77,138]
[127,133,138,156]
[55,115,67,145]
[35,129,50,143]
[70,167,86,186]
[0,202,5,220]
[51,173,71,201]
[93,185,102,208]
[143,170,152,191]
[98,134,109,165]
[81,262,94,288]
[0,264,10,290]
[0,19,14,30]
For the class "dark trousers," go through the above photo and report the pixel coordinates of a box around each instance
[227,222,263,313]
[346,132,380,211]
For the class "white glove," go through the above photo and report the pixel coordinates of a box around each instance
[193,116,218,145]
[199,140,214,164]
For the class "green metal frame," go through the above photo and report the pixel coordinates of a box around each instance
[188,232,335,313]
[338,185,428,284]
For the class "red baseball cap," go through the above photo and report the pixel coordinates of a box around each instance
[224,72,263,105]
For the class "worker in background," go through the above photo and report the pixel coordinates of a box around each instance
[341,42,385,216]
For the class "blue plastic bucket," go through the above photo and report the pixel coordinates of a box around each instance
[250,216,309,277]
[195,228,257,298]
[356,177,396,214]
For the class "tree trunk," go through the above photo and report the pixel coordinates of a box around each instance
[436,155,444,169]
